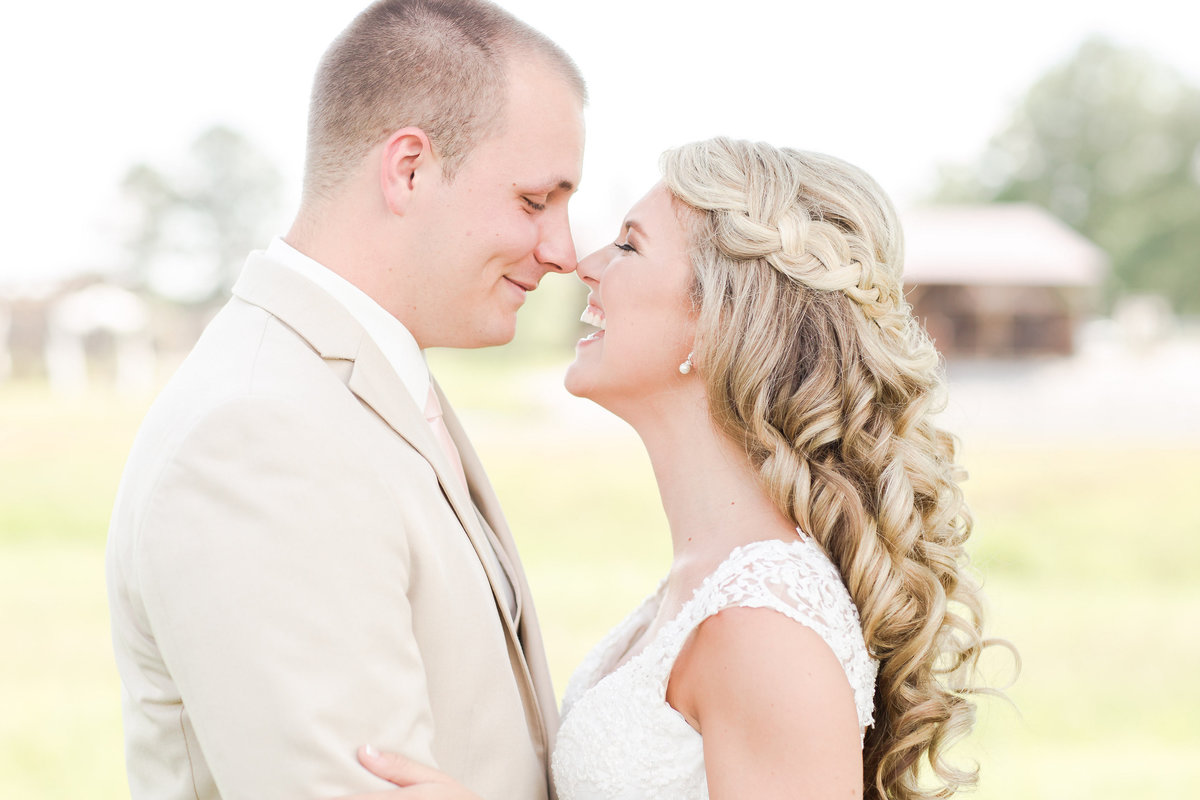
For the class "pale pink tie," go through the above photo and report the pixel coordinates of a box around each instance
[424,385,469,492]
[425,384,518,619]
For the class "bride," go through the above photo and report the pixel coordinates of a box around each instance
[347,137,998,799]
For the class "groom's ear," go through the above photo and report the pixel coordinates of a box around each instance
[380,126,437,216]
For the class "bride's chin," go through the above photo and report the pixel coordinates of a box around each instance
[564,360,613,404]
[562,362,591,399]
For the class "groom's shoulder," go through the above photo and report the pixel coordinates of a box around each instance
[109,346,366,562]
[118,298,360,487]
[155,293,350,417]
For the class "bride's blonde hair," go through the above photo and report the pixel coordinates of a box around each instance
[661,137,1004,800]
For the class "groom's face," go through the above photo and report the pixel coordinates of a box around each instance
[404,61,585,349]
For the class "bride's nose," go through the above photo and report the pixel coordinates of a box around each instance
[575,247,606,286]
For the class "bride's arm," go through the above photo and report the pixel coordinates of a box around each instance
[666,607,864,799]
[335,746,483,800]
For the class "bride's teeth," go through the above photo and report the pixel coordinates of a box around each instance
[580,307,606,330]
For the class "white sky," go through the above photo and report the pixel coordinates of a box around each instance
[3,0,1199,285]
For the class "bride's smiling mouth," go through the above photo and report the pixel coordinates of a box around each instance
[579,304,606,343]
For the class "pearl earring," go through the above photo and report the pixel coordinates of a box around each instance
[678,352,694,375]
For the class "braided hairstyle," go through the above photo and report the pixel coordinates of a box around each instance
[661,138,997,800]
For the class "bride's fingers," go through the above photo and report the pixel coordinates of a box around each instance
[357,745,449,787]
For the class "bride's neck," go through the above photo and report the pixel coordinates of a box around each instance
[629,399,798,572]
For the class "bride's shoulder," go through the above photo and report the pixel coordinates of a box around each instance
[689,535,878,734]
[702,536,849,607]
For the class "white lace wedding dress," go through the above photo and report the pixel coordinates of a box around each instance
[551,536,878,800]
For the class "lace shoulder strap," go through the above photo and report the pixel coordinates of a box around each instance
[648,537,878,733]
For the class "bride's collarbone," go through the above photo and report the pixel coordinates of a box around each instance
[608,582,698,674]
[607,542,764,677]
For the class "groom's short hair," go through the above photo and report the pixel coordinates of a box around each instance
[303,0,585,202]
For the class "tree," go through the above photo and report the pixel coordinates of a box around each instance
[935,37,1200,312]
[120,125,283,306]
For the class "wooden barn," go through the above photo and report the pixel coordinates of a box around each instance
[900,204,1108,358]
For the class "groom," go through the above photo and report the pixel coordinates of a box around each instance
[105,2,585,799]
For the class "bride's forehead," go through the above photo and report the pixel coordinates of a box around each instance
[623,185,679,231]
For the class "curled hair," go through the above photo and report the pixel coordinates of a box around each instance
[304,0,585,200]
[661,138,1009,799]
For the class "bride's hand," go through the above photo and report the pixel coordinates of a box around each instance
[335,745,484,800]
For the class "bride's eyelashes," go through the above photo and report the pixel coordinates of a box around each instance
[614,241,637,253]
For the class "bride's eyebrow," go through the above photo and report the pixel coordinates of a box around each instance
[622,219,648,238]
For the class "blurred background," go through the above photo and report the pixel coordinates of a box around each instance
[2,0,1198,797]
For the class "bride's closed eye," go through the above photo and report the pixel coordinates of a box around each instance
[614,241,637,253]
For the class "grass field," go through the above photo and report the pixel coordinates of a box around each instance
[2,360,1197,799]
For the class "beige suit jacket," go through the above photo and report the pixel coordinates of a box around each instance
[106,253,558,800]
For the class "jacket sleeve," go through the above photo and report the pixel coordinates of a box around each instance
[135,395,434,800]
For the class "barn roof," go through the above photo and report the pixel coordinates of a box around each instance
[900,203,1108,287]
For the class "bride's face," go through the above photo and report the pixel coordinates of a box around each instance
[564,184,696,412]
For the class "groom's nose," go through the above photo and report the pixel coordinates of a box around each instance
[535,210,577,274]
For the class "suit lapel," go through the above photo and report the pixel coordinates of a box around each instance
[232,253,555,759]
[232,252,362,361]
[322,333,526,659]
[351,354,557,784]
[442,395,561,755]
[234,254,482,538]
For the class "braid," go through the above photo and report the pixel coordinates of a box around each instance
[662,138,1005,800]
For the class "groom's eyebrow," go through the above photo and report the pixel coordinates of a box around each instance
[527,177,577,194]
